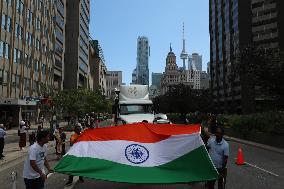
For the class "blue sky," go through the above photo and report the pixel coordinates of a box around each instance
[90,0,209,84]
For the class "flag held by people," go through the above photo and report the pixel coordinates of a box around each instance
[55,123,218,183]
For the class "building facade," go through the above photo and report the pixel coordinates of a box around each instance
[200,71,210,89]
[0,0,56,124]
[251,0,284,52]
[106,71,122,99]
[151,72,162,88]
[133,36,149,85]
[53,0,65,91]
[64,0,90,89]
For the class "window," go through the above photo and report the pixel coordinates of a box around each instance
[14,48,19,63]
[33,80,36,91]
[27,9,33,23]
[4,43,10,59]
[1,14,12,32]
[36,18,41,30]
[42,64,46,75]
[16,75,20,88]
[36,39,40,50]
[0,42,10,60]
[0,41,4,58]
[15,23,23,39]
[16,0,24,15]
[26,32,29,44]
[6,0,12,6]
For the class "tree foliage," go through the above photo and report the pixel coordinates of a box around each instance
[52,89,111,116]
[236,45,284,112]
[153,84,213,116]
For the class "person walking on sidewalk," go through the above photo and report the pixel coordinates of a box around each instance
[23,130,53,189]
[205,126,229,189]
[65,125,84,186]
[0,124,6,159]
[19,120,28,150]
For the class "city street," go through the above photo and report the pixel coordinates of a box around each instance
[1,128,283,189]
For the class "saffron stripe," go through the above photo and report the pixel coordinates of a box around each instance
[77,123,201,143]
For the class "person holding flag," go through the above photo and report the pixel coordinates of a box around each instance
[65,125,84,186]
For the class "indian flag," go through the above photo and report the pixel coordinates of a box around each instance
[55,123,218,183]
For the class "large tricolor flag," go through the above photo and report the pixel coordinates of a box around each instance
[55,123,218,183]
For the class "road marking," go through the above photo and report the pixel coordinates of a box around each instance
[245,162,279,177]
[234,158,279,177]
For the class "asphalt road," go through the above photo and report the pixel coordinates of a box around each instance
[1,121,283,189]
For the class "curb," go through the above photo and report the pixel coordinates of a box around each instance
[224,135,284,155]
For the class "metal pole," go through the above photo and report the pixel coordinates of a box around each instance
[11,171,17,189]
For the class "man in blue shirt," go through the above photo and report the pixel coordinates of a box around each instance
[0,124,6,159]
[206,126,229,189]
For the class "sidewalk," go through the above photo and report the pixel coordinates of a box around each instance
[0,122,70,169]
[224,135,284,154]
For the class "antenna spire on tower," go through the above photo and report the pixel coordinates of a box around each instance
[180,22,188,71]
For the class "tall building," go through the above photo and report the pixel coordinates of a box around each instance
[0,0,55,124]
[180,23,188,70]
[209,0,283,113]
[64,0,90,89]
[89,40,107,96]
[134,36,149,85]
[54,0,66,91]
[106,71,122,99]
[151,72,162,88]
[209,0,252,113]
[189,53,202,71]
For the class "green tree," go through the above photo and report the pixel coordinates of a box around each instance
[236,45,284,113]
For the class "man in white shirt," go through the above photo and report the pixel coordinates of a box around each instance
[23,130,53,189]
[0,124,6,159]
[206,126,229,189]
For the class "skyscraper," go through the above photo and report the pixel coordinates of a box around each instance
[188,53,202,71]
[64,0,90,89]
[209,0,252,113]
[134,36,149,85]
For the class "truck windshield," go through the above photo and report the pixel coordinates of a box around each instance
[120,104,152,115]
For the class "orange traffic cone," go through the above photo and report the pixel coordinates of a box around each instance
[236,145,245,165]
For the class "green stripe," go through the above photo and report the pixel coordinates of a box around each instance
[55,146,218,184]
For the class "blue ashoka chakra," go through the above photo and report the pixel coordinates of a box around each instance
[125,144,149,164]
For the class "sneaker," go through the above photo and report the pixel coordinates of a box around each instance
[65,181,73,187]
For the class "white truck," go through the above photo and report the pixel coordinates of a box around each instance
[114,85,170,124]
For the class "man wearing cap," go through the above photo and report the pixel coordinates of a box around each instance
[0,124,6,159]
[19,120,28,150]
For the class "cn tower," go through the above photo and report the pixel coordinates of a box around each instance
[180,23,188,71]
